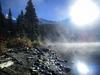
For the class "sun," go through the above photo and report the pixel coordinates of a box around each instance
[69,0,100,28]
[76,61,89,75]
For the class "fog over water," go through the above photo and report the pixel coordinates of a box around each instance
[45,42,100,74]
[46,42,99,64]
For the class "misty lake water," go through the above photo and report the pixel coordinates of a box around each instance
[46,42,100,75]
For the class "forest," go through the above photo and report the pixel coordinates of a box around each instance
[0,0,42,51]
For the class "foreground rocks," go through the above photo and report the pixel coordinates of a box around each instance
[0,47,71,75]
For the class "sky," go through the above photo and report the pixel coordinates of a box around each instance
[1,0,72,21]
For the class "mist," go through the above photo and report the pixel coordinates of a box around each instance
[42,23,100,67]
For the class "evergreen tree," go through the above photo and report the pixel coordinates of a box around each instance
[17,10,24,35]
[8,9,12,21]
[24,0,39,40]
[25,0,38,24]
[0,2,3,32]
[7,8,13,36]
[0,2,6,38]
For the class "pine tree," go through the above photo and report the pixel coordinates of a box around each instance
[0,2,6,38]
[17,10,24,35]
[8,9,12,21]
[7,8,13,36]
[25,0,38,24]
[24,0,39,40]
[0,2,3,32]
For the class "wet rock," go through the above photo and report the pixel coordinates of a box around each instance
[0,47,71,75]
[64,67,71,72]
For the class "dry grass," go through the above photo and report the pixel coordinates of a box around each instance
[7,36,33,48]
[0,41,7,54]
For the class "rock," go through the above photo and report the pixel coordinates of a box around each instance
[0,61,14,69]
[0,68,13,75]
[29,68,39,75]
[64,68,71,72]
[0,47,71,75]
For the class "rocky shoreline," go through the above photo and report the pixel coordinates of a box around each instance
[0,47,71,75]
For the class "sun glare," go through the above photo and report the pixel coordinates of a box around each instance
[76,61,90,75]
[69,0,100,27]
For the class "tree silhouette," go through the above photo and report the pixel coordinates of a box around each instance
[17,10,24,35]
[24,0,39,40]
[0,2,6,39]
[25,0,38,24]
[7,8,14,37]
[0,0,40,40]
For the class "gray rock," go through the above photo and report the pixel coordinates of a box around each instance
[0,47,71,75]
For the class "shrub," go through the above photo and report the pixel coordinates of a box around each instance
[0,41,7,54]
[7,36,33,48]
[33,40,43,47]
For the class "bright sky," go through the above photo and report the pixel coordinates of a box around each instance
[1,0,70,21]
[1,0,100,21]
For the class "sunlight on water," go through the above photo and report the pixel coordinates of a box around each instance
[47,42,100,47]
[46,42,100,75]
[46,42,100,61]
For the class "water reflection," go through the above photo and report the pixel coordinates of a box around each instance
[47,42,100,75]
